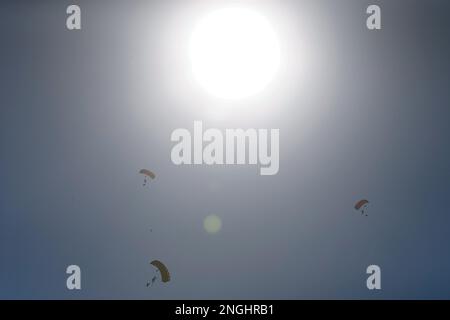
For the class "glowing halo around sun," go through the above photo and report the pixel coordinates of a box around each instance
[189,8,281,100]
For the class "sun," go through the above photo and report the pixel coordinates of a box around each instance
[189,8,280,100]
[203,214,222,234]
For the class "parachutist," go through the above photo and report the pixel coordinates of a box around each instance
[140,169,156,186]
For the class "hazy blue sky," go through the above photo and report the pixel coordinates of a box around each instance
[1,0,450,299]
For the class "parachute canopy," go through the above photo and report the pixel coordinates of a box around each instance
[139,169,156,179]
[355,199,369,210]
[151,260,170,283]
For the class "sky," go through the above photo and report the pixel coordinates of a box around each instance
[1,0,450,299]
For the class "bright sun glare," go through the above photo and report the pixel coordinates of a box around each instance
[189,8,280,100]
